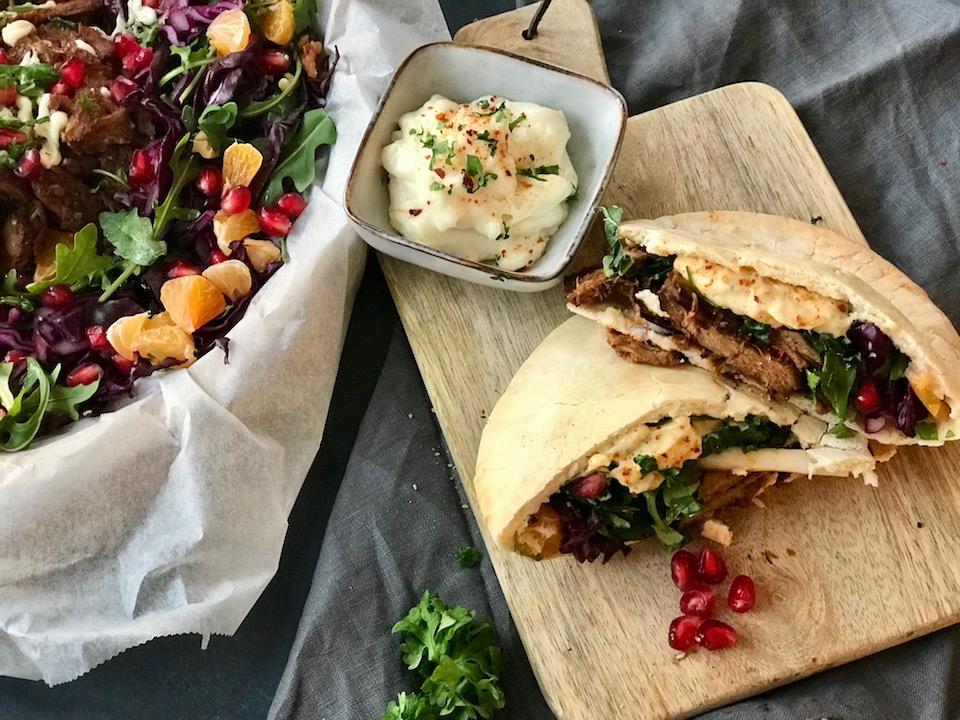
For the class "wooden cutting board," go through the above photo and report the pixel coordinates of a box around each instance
[379,1,960,717]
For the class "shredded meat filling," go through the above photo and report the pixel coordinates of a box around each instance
[606,329,685,368]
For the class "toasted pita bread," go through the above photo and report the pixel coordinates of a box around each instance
[570,211,960,446]
[475,316,877,552]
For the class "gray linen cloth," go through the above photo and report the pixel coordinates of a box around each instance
[270,1,960,718]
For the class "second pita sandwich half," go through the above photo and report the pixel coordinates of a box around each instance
[567,209,960,447]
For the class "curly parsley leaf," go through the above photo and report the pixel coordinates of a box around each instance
[99,209,161,266]
[26,224,118,294]
[599,205,632,277]
[456,546,482,568]
[262,108,336,204]
[381,693,438,720]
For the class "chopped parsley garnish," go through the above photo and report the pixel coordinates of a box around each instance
[456,546,482,568]
[495,222,509,241]
[0,63,58,98]
[419,131,455,169]
[476,130,497,157]
[463,154,497,193]
[516,165,559,181]
[475,100,506,120]
[508,113,527,131]
[429,181,444,191]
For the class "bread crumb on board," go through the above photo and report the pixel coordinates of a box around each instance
[701,519,733,546]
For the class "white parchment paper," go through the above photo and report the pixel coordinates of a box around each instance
[0,0,449,685]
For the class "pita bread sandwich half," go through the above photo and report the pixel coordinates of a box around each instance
[567,209,960,447]
[474,316,879,563]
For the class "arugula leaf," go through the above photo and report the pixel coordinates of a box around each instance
[739,317,772,344]
[382,693,437,720]
[262,108,337,204]
[197,102,238,155]
[26,224,117,294]
[162,41,216,87]
[0,358,50,452]
[456,546,482,568]
[239,56,303,120]
[819,350,858,420]
[2,269,35,310]
[516,165,559,181]
[47,378,100,421]
[293,0,317,33]
[599,205,632,277]
[153,134,201,241]
[99,210,162,266]
[701,415,792,456]
[915,421,939,440]
[827,422,856,438]
[0,362,15,410]
[659,470,703,524]
[642,491,685,548]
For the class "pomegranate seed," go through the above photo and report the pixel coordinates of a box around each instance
[4,349,26,363]
[129,149,154,186]
[0,49,10,65]
[112,354,135,373]
[0,85,16,107]
[196,166,223,196]
[40,284,73,308]
[668,616,702,652]
[209,249,229,264]
[671,549,699,591]
[569,472,607,500]
[220,185,251,215]
[697,547,728,585]
[0,129,26,149]
[60,57,86,88]
[695,619,738,651]
[854,380,881,415]
[141,0,160,7]
[51,81,74,97]
[680,587,716,618]
[66,363,102,387]
[110,76,137,102]
[15,148,42,179]
[276,192,307,219]
[122,46,153,75]
[259,205,292,237]
[257,49,291,75]
[728,575,757,613]
[86,325,109,351]
[113,32,139,59]
[167,259,200,278]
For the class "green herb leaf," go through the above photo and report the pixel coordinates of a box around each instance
[915,421,939,441]
[516,165,559,181]
[0,358,50,452]
[293,0,317,33]
[26,224,118,294]
[47,377,99,421]
[456,546,482,568]
[2,269,34,310]
[239,55,303,120]
[642,491,685,548]
[599,205,632,277]
[428,181,444,192]
[819,350,858,420]
[701,415,793,455]
[739,317,772,344]
[99,209,162,266]
[197,102,238,155]
[475,100,505,118]
[464,154,497,193]
[508,113,526,131]
[805,369,821,393]
[0,63,58,98]
[633,453,658,475]
[0,362,15,411]
[476,130,497,157]
[381,693,438,720]
[827,422,856,438]
[889,350,909,380]
[392,592,475,674]
[262,108,337,204]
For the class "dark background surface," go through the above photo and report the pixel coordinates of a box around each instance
[5,1,960,719]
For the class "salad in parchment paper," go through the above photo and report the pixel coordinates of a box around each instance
[0,0,337,451]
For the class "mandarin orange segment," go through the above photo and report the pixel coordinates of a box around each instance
[106,312,149,361]
[243,238,282,272]
[261,0,295,45]
[138,312,196,366]
[206,8,252,56]
[202,259,252,301]
[213,209,260,254]
[160,275,227,333]
[221,142,262,189]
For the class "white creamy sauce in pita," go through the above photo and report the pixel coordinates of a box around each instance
[675,255,852,335]
[381,94,578,271]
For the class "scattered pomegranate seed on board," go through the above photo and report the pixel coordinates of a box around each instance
[671,550,698,591]
[695,619,738,650]
[697,547,728,584]
[680,587,716,618]
[728,575,757,613]
[668,616,701,652]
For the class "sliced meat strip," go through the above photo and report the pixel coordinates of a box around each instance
[681,470,784,525]
[17,0,104,25]
[0,173,47,274]
[62,103,135,154]
[606,328,685,368]
[566,269,641,315]
[772,328,820,369]
[657,271,804,396]
[31,167,103,231]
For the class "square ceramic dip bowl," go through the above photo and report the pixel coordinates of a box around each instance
[344,42,627,292]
